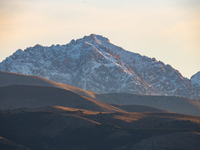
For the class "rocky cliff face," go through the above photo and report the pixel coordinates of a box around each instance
[0,34,200,100]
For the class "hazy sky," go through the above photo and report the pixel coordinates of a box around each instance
[0,0,199,78]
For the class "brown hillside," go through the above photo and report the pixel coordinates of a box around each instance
[0,85,124,112]
[1,106,200,150]
[0,71,97,98]
[82,111,200,129]
[95,93,200,116]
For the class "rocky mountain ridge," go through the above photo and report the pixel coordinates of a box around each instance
[0,34,199,100]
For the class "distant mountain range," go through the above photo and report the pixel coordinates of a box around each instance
[0,34,199,100]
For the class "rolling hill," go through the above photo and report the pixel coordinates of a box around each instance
[0,84,124,112]
[95,93,200,116]
[0,71,97,99]
[1,71,200,116]
[0,107,200,150]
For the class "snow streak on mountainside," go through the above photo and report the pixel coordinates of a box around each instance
[0,34,200,100]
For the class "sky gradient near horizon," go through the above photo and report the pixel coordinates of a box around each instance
[0,0,200,78]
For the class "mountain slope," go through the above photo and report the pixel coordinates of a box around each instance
[0,34,199,100]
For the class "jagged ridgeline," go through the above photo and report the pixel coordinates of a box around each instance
[0,34,200,100]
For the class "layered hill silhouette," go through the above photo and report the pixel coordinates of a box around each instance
[1,71,200,149]
[1,71,200,116]
[0,84,173,114]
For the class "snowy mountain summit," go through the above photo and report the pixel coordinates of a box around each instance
[0,34,200,100]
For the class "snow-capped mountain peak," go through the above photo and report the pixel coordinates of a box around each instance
[0,34,200,100]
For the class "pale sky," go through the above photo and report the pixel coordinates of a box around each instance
[0,0,200,78]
